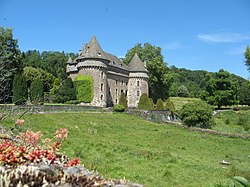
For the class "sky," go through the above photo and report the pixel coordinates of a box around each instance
[1,0,250,79]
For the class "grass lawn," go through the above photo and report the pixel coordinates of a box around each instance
[2,112,250,186]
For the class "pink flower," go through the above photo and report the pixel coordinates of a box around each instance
[66,158,81,167]
[54,128,68,141]
[15,119,25,126]
[17,130,43,147]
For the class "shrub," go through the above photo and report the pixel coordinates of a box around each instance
[165,98,176,112]
[138,93,153,110]
[54,78,76,103]
[74,75,93,103]
[177,85,189,97]
[13,74,28,105]
[180,100,213,128]
[155,99,164,110]
[119,92,128,108]
[30,79,44,105]
[113,104,126,112]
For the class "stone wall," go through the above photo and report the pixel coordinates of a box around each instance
[126,109,179,123]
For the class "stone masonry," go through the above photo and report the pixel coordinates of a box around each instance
[66,36,149,108]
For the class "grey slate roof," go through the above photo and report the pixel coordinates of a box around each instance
[128,53,148,72]
[80,36,108,59]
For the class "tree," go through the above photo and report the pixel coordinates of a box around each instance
[118,92,128,108]
[180,100,213,128]
[200,69,237,108]
[238,81,250,106]
[176,85,189,97]
[13,74,28,105]
[244,46,250,72]
[155,99,164,110]
[30,79,44,104]
[74,75,93,103]
[0,27,21,102]
[138,93,153,110]
[124,43,173,102]
[54,78,76,103]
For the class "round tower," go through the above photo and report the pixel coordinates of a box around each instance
[127,54,149,108]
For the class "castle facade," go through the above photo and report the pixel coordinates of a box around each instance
[66,36,149,108]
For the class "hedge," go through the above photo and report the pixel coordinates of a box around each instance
[74,75,94,103]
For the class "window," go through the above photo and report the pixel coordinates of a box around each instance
[137,90,140,97]
[116,89,118,96]
[116,80,118,85]
[125,90,128,96]
[101,72,104,79]
[137,80,140,87]
[101,83,103,91]
[115,99,118,104]
[101,95,103,100]
[121,90,123,93]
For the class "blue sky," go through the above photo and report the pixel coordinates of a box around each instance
[1,0,250,79]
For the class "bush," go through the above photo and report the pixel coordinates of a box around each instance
[177,85,189,97]
[138,93,153,110]
[180,100,213,128]
[113,104,126,112]
[165,99,176,112]
[155,99,164,110]
[119,92,128,108]
[74,75,93,103]
[30,79,44,104]
[54,78,76,103]
[13,74,28,105]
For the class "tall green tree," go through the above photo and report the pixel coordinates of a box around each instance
[0,27,21,102]
[200,69,237,108]
[176,85,189,97]
[124,43,173,102]
[238,81,250,106]
[244,46,250,72]
[118,92,128,108]
[30,79,44,104]
[12,74,28,105]
[54,78,76,103]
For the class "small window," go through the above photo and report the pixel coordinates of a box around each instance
[97,52,102,57]
[101,72,104,79]
[137,90,140,97]
[125,90,128,96]
[101,95,103,100]
[115,99,118,104]
[137,80,140,87]
[101,83,103,91]
[116,89,118,96]
[121,90,124,93]
[116,80,118,85]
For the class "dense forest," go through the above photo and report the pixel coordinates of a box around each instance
[1,27,250,107]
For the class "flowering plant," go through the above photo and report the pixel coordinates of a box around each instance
[0,119,80,167]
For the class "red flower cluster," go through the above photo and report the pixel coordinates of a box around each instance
[0,127,80,167]
[66,158,81,167]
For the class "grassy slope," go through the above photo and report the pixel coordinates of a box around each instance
[169,97,202,112]
[3,113,250,186]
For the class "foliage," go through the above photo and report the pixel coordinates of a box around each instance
[118,92,128,108]
[123,43,173,102]
[176,85,189,97]
[0,123,79,167]
[238,81,250,106]
[2,113,249,186]
[169,97,202,112]
[180,100,214,128]
[164,98,176,112]
[12,74,28,105]
[245,46,250,72]
[74,75,93,103]
[23,66,55,92]
[113,104,126,112]
[138,93,153,110]
[200,69,237,108]
[155,99,164,110]
[0,27,21,103]
[54,78,76,103]
[30,79,44,105]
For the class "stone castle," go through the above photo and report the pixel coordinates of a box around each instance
[66,36,149,108]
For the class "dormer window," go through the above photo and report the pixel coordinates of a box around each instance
[97,52,102,57]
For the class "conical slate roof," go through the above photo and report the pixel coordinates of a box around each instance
[67,57,72,64]
[80,36,107,59]
[128,53,148,72]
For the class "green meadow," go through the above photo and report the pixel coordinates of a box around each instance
[2,112,249,186]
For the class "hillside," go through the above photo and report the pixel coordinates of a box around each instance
[3,112,250,186]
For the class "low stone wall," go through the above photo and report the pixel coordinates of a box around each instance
[0,105,107,114]
[125,109,179,123]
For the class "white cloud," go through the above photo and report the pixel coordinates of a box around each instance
[197,32,250,43]
[161,41,185,50]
